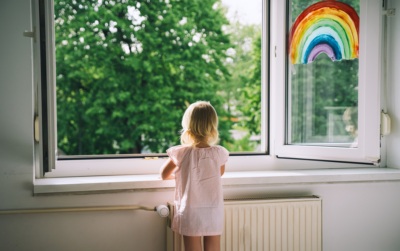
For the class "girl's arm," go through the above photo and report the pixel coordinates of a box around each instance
[160,158,177,180]
[220,164,225,176]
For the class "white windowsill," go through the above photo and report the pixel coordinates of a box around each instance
[33,168,400,195]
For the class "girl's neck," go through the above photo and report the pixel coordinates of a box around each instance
[196,141,211,148]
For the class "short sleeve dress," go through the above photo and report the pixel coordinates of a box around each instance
[167,145,229,236]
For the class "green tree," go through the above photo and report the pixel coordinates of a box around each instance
[290,55,358,143]
[218,19,261,122]
[240,33,262,136]
[55,0,233,155]
[216,15,262,151]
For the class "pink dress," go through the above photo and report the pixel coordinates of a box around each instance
[167,145,229,236]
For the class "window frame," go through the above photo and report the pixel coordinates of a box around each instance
[34,0,379,179]
[271,0,382,164]
[35,0,273,178]
[33,0,57,178]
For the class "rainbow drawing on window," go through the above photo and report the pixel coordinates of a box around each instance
[289,0,359,65]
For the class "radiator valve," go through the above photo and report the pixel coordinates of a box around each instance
[156,205,169,217]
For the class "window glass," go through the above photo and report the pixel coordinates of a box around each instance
[55,0,262,156]
[287,0,359,148]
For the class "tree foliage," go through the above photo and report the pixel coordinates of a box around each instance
[290,55,358,143]
[240,33,262,136]
[55,0,233,155]
[216,19,262,145]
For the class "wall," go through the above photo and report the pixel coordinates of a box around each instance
[1,1,400,250]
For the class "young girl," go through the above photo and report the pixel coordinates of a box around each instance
[160,101,229,251]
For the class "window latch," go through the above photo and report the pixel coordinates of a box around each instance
[382,8,396,17]
[144,157,169,160]
[144,157,160,160]
[23,27,36,43]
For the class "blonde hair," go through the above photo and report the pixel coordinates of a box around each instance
[180,101,219,147]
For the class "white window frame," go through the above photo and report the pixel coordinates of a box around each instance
[33,0,57,178]
[271,0,382,164]
[33,0,381,179]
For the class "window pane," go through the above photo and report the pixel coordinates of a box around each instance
[287,0,360,148]
[55,0,262,156]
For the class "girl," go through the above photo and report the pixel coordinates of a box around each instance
[160,101,229,251]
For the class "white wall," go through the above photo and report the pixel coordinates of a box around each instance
[1,1,400,250]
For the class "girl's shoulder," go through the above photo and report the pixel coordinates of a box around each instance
[214,145,229,151]
[214,145,229,156]
[167,145,191,166]
[212,145,229,166]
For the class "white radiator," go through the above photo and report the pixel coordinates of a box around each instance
[167,196,322,251]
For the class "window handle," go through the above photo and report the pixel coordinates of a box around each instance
[23,27,36,43]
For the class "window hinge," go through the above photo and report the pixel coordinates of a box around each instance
[34,116,39,142]
[23,26,36,43]
[275,46,277,57]
[382,8,396,17]
[366,157,381,166]
[381,111,391,136]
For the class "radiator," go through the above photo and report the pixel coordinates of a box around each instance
[166,196,322,251]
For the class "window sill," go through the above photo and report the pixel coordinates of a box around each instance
[33,168,400,196]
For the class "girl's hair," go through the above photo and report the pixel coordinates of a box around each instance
[180,101,219,147]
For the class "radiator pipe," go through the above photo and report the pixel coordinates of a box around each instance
[0,205,170,217]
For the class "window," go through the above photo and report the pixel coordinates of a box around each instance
[273,0,382,163]
[34,0,382,178]
[34,0,270,177]
[54,0,266,157]
[288,0,360,148]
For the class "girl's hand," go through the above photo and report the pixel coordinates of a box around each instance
[159,158,177,180]
[221,164,225,176]
[157,175,175,180]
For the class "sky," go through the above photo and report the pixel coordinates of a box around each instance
[220,0,262,25]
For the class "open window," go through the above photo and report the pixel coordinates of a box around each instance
[271,0,382,164]
[34,0,270,177]
[34,0,382,179]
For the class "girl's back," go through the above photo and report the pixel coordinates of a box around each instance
[160,101,229,250]
[168,144,229,236]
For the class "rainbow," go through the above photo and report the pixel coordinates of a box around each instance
[289,0,359,64]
